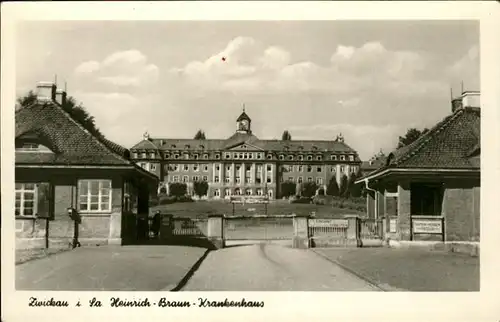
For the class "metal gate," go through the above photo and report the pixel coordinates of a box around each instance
[224,215,294,242]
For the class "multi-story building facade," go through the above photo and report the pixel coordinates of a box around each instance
[130,110,362,199]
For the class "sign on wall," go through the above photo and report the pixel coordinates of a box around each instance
[230,196,270,204]
[309,219,348,228]
[412,219,442,234]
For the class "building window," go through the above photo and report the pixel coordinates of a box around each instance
[298,165,303,172]
[193,165,199,172]
[235,177,241,184]
[245,188,252,196]
[279,155,284,160]
[236,165,241,171]
[202,176,208,181]
[214,176,220,183]
[214,189,220,197]
[256,188,263,196]
[317,166,322,172]
[307,166,312,172]
[193,154,199,160]
[267,154,273,160]
[256,178,262,184]
[225,177,230,183]
[203,154,209,159]
[141,152,146,158]
[183,176,189,183]
[268,189,273,198]
[15,183,38,217]
[78,180,112,213]
[234,188,242,196]
[298,177,303,184]
[234,153,239,159]
[298,155,303,161]
[150,164,157,171]
[215,154,221,159]
[307,155,312,161]
[164,153,169,159]
[193,176,199,182]
[267,177,272,183]
[349,155,355,161]
[204,165,209,172]
[133,153,138,159]
[173,176,179,182]
[331,166,336,173]
[340,155,345,161]
[288,155,294,161]
[411,184,444,216]
[316,156,322,161]
[224,188,231,196]
[184,153,189,160]
[257,153,262,159]
[150,152,155,158]
[174,154,180,159]
[288,177,294,182]
[316,178,323,185]
[331,155,337,161]
[225,153,231,159]
[183,165,189,171]
[245,177,251,184]
[173,165,179,172]
[140,163,148,170]
[340,165,345,173]
[267,165,272,171]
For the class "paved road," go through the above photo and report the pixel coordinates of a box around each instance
[16,246,207,291]
[182,243,380,291]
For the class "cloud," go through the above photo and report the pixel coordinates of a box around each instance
[170,37,445,98]
[74,49,159,88]
[447,44,480,90]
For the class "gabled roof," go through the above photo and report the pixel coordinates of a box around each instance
[357,106,480,182]
[16,100,145,172]
[236,111,251,122]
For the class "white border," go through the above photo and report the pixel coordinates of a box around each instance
[2,2,500,322]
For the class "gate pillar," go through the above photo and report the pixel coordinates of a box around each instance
[208,214,225,249]
[345,215,362,247]
[292,215,310,249]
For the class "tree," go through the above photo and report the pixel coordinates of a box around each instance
[17,91,103,138]
[194,130,206,140]
[348,169,364,198]
[168,182,187,197]
[339,174,349,198]
[397,128,429,148]
[280,182,296,198]
[301,182,318,198]
[281,130,292,141]
[193,181,209,197]
[326,177,340,196]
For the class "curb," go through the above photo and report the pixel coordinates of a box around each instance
[311,249,406,292]
[169,248,211,291]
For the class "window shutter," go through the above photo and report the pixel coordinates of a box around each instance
[36,182,52,219]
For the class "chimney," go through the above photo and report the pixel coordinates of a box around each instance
[55,89,67,106]
[36,81,57,102]
[451,91,480,112]
[461,91,480,109]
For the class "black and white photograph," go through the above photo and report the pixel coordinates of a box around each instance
[2,2,500,321]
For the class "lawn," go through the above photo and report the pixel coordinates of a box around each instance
[151,199,362,218]
[315,247,480,291]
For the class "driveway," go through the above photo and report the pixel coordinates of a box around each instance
[16,245,207,291]
[182,243,380,291]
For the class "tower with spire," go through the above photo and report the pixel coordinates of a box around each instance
[236,104,252,134]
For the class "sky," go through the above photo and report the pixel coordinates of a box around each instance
[15,20,479,160]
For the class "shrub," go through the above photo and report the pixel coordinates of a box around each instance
[301,182,318,198]
[326,177,340,196]
[169,182,187,197]
[177,195,194,203]
[193,181,209,197]
[159,195,177,205]
[159,186,167,194]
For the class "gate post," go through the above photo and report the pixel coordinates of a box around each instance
[159,214,173,241]
[345,215,362,247]
[292,214,310,249]
[207,214,225,249]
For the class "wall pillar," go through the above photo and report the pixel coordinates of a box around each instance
[108,212,122,245]
[207,214,225,249]
[292,215,310,249]
[366,191,376,218]
[159,214,173,240]
[398,182,411,241]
